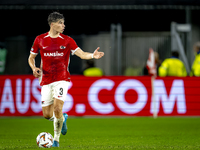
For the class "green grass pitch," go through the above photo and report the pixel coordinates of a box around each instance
[0,117,200,150]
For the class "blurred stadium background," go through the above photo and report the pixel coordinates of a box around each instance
[1,0,200,76]
[1,1,200,149]
[1,0,200,116]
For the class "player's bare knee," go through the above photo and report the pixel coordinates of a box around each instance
[43,113,51,119]
[54,106,62,118]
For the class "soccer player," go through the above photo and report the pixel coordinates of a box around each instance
[28,12,104,147]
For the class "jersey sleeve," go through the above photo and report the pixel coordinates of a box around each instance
[30,36,40,55]
[69,37,79,55]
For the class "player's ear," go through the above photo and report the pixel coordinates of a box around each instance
[50,22,54,28]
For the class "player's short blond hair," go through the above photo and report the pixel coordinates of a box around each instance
[47,12,64,26]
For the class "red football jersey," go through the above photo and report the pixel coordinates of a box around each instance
[30,32,79,86]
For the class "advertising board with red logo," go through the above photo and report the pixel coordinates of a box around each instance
[0,75,200,116]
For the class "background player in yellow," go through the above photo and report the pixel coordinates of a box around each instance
[83,60,103,76]
[190,42,200,76]
[159,51,187,77]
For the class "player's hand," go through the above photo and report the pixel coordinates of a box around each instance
[93,47,104,59]
[33,67,42,78]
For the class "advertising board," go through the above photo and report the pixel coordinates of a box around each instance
[0,75,200,116]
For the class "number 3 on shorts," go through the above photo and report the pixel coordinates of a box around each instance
[59,88,63,95]
[54,81,69,101]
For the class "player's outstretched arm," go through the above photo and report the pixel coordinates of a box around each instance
[74,47,104,60]
[28,53,42,78]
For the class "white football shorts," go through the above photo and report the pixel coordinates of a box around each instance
[41,81,70,107]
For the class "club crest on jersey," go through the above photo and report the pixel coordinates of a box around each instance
[60,46,66,49]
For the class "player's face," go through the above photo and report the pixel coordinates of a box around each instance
[52,19,65,33]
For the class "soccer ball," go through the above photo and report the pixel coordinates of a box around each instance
[36,132,53,148]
